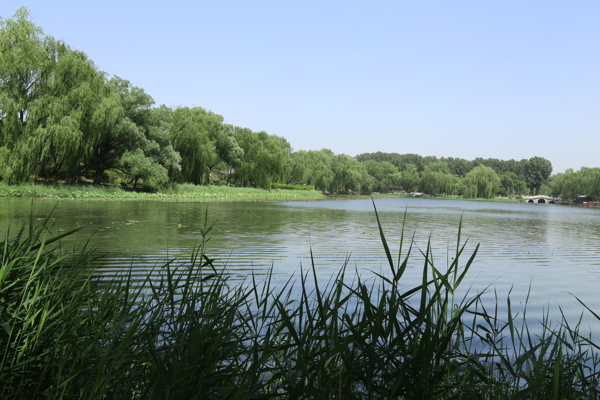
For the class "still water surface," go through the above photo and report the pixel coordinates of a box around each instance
[2,197,600,333]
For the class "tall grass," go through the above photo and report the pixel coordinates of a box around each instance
[2,204,600,398]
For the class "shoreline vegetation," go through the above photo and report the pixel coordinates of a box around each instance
[0,182,531,203]
[0,182,325,202]
[2,208,600,398]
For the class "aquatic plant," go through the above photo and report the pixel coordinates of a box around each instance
[1,205,600,398]
[0,182,324,201]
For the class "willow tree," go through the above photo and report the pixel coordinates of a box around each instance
[419,162,457,195]
[169,107,243,185]
[552,167,600,200]
[233,129,290,189]
[286,149,335,191]
[460,165,501,198]
[0,8,120,183]
[329,154,371,193]
[0,9,38,180]
[0,8,70,181]
[362,160,401,193]
[306,150,335,192]
[399,164,420,192]
[216,124,244,172]
[34,46,114,182]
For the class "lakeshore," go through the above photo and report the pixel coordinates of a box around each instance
[0,182,538,203]
[0,182,325,202]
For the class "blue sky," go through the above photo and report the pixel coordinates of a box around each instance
[2,1,599,174]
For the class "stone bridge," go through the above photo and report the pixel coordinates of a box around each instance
[523,195,559,204]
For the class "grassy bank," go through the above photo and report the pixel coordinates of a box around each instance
[0,182,534,204]
[2,207,600,399]
[0,182,325,201]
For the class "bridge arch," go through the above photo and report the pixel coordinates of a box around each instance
[523,196,559,204]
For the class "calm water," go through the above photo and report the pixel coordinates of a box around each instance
[2,197,600,333]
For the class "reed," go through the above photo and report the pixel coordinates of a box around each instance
[1,204,600,399]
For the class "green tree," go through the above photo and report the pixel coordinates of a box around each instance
[0,7,48,181]
[441,157,473,177]
[505,159,527,177]
[329,154,370,193]
[118,148,169,188]
[552,167,600,200]
[169,108,244,185]
[215,125,244,171]
[38,49,116,182]
[420,162,456,195]
[170,107,221,184]
[524,156,553,195]
[356,152,426,172]
[80,76,182,188]
[304,149,335,192]
[115,103,181,189]
[498,172,527,196]
[143,105,183,180]
[0,8,114,183]
[399,164,420,192]
[551,169,577,200]
[363,160,401,193]
[233,128,291,189]
[286,150,310,185]
[0,9,180,188]
[460,165,501,198]
[82,77,148,184]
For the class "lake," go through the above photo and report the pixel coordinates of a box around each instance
[2,197,600,334]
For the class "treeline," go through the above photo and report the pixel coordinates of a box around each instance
[0,8,557,198]
[0,9,291,190]
[355,152,555,197]
[551,168,600,200]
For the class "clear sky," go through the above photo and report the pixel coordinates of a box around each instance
[2,1,599,174]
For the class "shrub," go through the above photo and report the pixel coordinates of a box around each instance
[271,183,315,190]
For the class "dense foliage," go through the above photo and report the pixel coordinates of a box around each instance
[357,152,553,197]
[0,8,562,198]
[552,167,600,200]
[460,165,501,199]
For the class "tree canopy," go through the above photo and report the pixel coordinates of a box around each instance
[552,167,600,200]
[460,166,501,199]
[524,156,553,195]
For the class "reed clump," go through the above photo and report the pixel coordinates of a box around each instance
[2,205,600,399]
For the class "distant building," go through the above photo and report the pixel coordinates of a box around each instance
[573,195,593,204]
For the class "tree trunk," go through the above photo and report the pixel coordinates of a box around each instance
[93,167,105,185]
